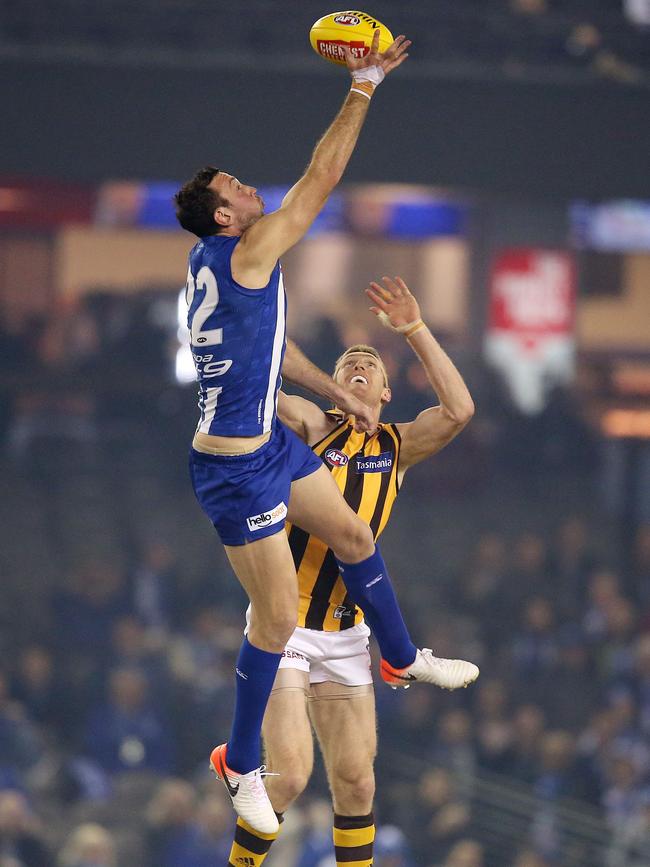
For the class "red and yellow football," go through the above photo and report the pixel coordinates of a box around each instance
[309,10,394,66]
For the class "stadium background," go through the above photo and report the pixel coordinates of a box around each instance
[1,2,649,865]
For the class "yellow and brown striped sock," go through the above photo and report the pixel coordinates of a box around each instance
[333,812,375,866]
[227,815,281,867]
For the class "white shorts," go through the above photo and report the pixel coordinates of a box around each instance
[279,621,372,687]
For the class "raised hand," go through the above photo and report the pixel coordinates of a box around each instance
[366,276,421,330]
[345,29,411,78]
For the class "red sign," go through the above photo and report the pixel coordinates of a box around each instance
[485,249,576,413]
[489,249,575,344]
[0,178,95,229]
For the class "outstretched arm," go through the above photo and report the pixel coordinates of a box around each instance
[232,30,410,287]
[366,277,475,470]
[282,338,373,432]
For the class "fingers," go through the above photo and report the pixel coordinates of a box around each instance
[367,276,412,312]
[367,29,381,64]
[394,276,411,295]
[382,36,411,72]
[385,36,411,59]
[375,276,409,297]
[371,280,394,300]
[381,276,404,296]
[357,32,410,71]
[388,35,410,54]
[384,52,409,74]
[365,285,390,311]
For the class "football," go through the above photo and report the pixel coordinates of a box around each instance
[309,10,394,66]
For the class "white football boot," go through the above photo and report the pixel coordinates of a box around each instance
[380,648,480,690]
[210,743,279,834]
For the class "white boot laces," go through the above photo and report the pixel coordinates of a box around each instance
[422,648,445,670]
[247,765,279,800]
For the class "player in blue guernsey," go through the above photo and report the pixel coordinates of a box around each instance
[186,239,286,438]
[172,32,450,834]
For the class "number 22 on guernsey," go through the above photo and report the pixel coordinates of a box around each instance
[186,266,233,377]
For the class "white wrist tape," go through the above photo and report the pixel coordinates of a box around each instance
[377,311,425,335]
[351,66,385,87]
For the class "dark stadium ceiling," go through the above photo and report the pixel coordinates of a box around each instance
[1,0,648,87]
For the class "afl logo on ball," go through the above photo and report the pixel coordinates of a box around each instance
[324,448,349,467]
[334,14,360,25]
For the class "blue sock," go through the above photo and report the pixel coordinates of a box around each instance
[336,544,417,669]
[226,637,282,774]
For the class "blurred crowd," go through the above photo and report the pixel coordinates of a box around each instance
[493,0,650,84]
[0,491,649,863]
[1,290,649,866]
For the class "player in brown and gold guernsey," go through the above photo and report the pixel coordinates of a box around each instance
[227,276,478,867]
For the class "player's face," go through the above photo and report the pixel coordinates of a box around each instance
[209,171,265,232]
[335,352,389,407]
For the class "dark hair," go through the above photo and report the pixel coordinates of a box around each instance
[174,166,229,237]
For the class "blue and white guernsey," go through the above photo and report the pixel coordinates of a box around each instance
[186,235,286,437]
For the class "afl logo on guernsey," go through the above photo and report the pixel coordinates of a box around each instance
[334,13,360,25]
[324,448,349,468]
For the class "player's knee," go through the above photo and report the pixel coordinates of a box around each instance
[275,609,299,640]
[274,768,310,806]
[333,767,375,809]
[350,773,376,806]
[338,518,374,563]
[250,608,297,652]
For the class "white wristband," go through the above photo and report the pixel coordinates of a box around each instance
[350,85,373,100]
[351,65,385,87]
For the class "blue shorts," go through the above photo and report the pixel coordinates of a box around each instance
[189,419,322,547]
